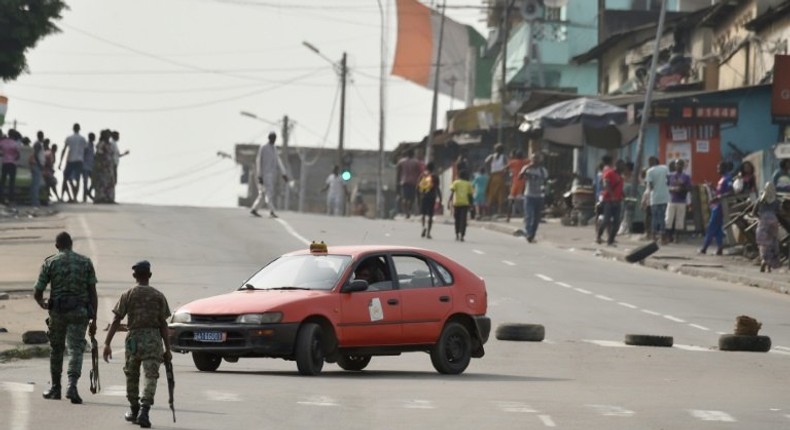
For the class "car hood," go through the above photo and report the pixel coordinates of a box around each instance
[176,289,328,315]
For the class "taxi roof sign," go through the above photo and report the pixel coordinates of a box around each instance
[310,241,328,254]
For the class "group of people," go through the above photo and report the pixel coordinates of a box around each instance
[0,124,127,207]
[34,231,171,428]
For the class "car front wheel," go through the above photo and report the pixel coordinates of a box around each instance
[336,354,371,371]
[192,352,221,372]
[430,322,472,375]
[295,323,325,376]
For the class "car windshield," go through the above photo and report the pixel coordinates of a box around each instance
[242,254,352,291]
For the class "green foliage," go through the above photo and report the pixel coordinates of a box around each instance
[0,0,67,81]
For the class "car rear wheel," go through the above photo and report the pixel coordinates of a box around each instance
[430,322,472,375]
[295,323,325,376]
[192,352,221,372]
[336,354,371,371]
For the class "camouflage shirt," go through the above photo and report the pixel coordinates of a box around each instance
[34,249,97,301]
[112,284,171,330]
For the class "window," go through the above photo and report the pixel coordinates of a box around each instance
[545,6,562,22]
[243,255,351,291]
[352,255,394,291]
[392,255,442,289]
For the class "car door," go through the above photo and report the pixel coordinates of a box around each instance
[338,254,403,347]
[392,254,453,344]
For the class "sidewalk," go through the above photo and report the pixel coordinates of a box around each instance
[426,212,790,295]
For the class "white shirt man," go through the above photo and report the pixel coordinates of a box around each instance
[251,132,288,218]
[323,167,347,216]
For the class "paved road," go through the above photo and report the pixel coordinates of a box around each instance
[1,205,789,429]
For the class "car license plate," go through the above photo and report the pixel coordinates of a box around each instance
[194,331,226,342]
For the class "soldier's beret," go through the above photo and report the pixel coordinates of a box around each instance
[132,260,151,272]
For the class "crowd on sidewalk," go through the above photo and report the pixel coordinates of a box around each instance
[0,123,128,208]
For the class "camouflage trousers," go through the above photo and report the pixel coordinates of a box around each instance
[47,310,89,379]
[124,328,164,407]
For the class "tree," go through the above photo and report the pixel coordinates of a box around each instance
[0,0,67,81]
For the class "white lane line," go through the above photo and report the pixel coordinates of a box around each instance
[402,400,435,409]
[664,315,687,323]
[536,274,553,282]
[618,302,638,309]
[774,346,790,352]
[0,382,34,393]
[274,218,310,246]
[769,349,790,356]
[586,404,635,417]
[502,260,516,266]
[641,309,661,316]
[472,249,485,255]
[1,383,33,430]
[689,410,736,422]
[493,401,537,413]
[538,415,556,427]
[556,282,573,288]
[204,390,241,402]
[674,344,712,352]
[595,294,614,301]
[101,385,127,396]
[78,215,99,267]
[716,331,727,335]
[584,340,631,348]
[297,395,339,406]
[689,324,710,331]
[574,288,593,295]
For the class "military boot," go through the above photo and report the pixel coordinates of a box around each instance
[65,377,82,404]
[124,404,140,423]
[137,405,151,428]
[42,374,61,400]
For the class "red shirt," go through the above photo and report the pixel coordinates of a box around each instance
[600,166,623,202]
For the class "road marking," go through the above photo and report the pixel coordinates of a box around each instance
[297,395,339,407]
[584,340,631,348]
[664,315,686,323]
[0,382,34,393]
[538,415,556,427]
[101,385,127,396]
[785,414,790,421]
[502,260,516,266]
[555,282,572,288]
[587,404,635,417]
[472,249,485,255]
[716,331,726,335]
[770,349,790,356]
[690,410,735,422]
[673,344,711,352]
[574,288,592,295]
[641,309,661,316]
[1,382,33,430]
[618,302,638,309]
[274,218,310,246]
[775,346,790,352]
[595,294,614,301]
[205,390,241,402]
[402,400,435,409]
[493,401,537,413]
[536,274,553,282]
[78,215,99,267]
[689,323,710,331]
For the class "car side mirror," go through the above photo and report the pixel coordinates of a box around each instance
[342,279,369,293]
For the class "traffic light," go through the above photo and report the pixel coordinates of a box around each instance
[341,168,352,181]
[341,153,353,181]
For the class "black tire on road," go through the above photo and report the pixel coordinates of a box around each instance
[336,354,372,371]
[295,323,326,376]
[625,241,659,263]
[495,323,545,342]
[192,352,222,372]
[718,334,771,352]
[624,334,673,347]
[430,322,472,375]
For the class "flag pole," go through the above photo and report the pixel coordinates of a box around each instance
[424,0,447,164]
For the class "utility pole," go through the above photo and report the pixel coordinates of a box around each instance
[631,0,667,193]
[497,0,515,147]
[282,115,292,211]
[425,0,447,164]
[376,0,388,219]
[339,52,348,167]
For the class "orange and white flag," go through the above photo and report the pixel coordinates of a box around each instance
[392,0,481,101]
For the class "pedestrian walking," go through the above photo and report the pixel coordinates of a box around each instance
[418,162,441,239]
[448,170,473,242]
[471,166,489,220]
[484,143,508,217]
[59,123,87,203]
[44,141,60,201]
[596,156,624,246]
[82,132,95,202]
[321,165,348,216]
[29,134,45,207]
[396,148,422,218]
[103,260,172,428]
[520,153,548,243]
[250,132,288,218]
[110,130,129,190]
[92,130,116,204]
[0,129,21,204]
[645,156,670,243]
[506,150,527,222]
[753,182,782,272]
[666,159,691,242]
[700,161,733,255]
[33,231,98,404]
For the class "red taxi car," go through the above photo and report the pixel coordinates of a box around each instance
[168,243,490,375]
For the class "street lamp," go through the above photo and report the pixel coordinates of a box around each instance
[303,41,348,168]
[240,111,279,127]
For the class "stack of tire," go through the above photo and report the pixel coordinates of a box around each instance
[719,315,771,352]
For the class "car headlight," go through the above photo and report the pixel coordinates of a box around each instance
[170,312,192,324]
[236,312,283,324]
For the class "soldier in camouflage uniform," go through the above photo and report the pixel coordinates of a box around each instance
[34,231,98,404]
[103,260,171,429]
